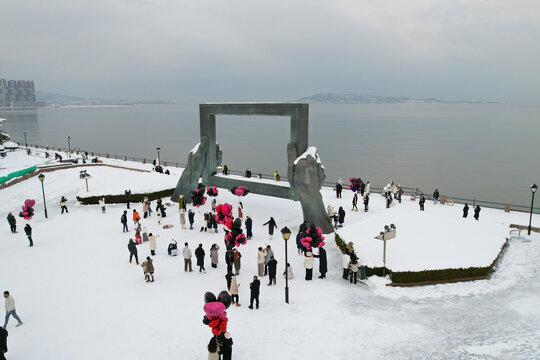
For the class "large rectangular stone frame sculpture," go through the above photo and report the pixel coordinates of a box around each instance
[200,102,309,200]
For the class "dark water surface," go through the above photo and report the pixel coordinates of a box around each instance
[2,103,539,207]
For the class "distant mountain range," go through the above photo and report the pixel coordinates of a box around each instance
[295,93,498,104]
[36,91,174,106]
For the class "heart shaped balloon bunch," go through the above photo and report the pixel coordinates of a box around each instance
[202,291,232,336]
[19,199,36,220]
[190,188,207,207]
[215,203,233,225]
[300,223,325,250]
[230,185,249,197]
[206,186,219,197]
[224,218,246,249]
[348,177,362,192]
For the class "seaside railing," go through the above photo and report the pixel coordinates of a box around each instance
[16,142,540,214]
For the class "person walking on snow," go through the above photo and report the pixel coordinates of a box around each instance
[142,199,148,218]
[141,257,154,282]
[182,242,192,272]
[257,247,266,277]
[463,203,469,218]
[230,275,241,307]
[283,262,294,279]
[148,233,159,256]
[365,181,371,194]
[314,247,327,279]
[338,207,345,227]
[336,181,343,198]
[419,195,425,211]
[195,244,206,272]
[474,205,481,220]
[263,217,277,239]
[3,291,22,328]
[248,276,260,309]
[350,256,359,284]
[188,209,195,230]
[304,251,314,281]
[24,223,33,247]
[210,244,220,268]
[225,249,234,273]
[133,209,141,224]
[121,211,128,232]
[267,256,277,286]
[60,196,68,214]
[6,212,17,233]
[245,216,253,239]
[128,238,139,264]
[238,202,243,219]
[352,193,358,211]
[179,209,186,229]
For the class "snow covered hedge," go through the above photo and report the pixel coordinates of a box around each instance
[77,188,175,205]
[335,234,510,284]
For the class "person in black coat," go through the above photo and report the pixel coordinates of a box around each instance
[335,182,343,198]
[433,189,440,204]
[127,238,139,264]
[188,209,195,229]
[338,207,345,227]
[419,195,425,211]
[121,210,128,232]
[245,216,253,239]
[360,181,365,196]
[225,271,233,290]
[296,232,305,255]
[0,326,7,360]
[6,212,16,233]
[248,276,260,309]
[474,205,481,220]
[463,203,469,218]
[24,223,33,247]
[314,247,328,279]
[267,257,278,286]
[217,331,233,360]
[263,217,277,239]
[225,249,234,273]
[195,244,206,272]
[363,194,369,212]
[125,190,131,209]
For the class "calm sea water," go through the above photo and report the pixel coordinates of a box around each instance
[2,103,539,207]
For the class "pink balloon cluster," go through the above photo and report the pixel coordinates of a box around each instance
[230,185,249,197]
[300,224,325,250]
[207,186,219,197]
[224,218,247,248]
[19,199,36,220]
[215,203,233,225]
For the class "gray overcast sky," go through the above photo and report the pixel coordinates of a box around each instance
[2,0,539,103]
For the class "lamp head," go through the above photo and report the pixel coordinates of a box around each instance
[38,173,45,182]
[156,147,161,152]
[532,184,538,193]
[281,226,291,241]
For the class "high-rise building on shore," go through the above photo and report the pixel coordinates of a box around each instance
[0,79,43,107]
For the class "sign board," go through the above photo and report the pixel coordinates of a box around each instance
[374,230,396,240]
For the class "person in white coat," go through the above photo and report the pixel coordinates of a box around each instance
[148,233,159,256]
[3,291,22,328]
[229,275,241,307]
[283,262,294,279]
[157,207,163,224]
[365,181,371,194]
[182,242,192,271]
[304,251,314,281]
[257,247,266,277]
[98,197,106,213]
[342,253,351,280]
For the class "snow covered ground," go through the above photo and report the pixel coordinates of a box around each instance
[1,150,539,359]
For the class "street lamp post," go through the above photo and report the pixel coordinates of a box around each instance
[24,132,28,151]
[38,173,48,219]
[528,184,537,236]
[156,147,161,166]
[67,136,71,158]
[281,226,292,304]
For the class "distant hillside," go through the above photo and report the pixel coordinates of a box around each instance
[36,91,174,106]
[296,93,495,104]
